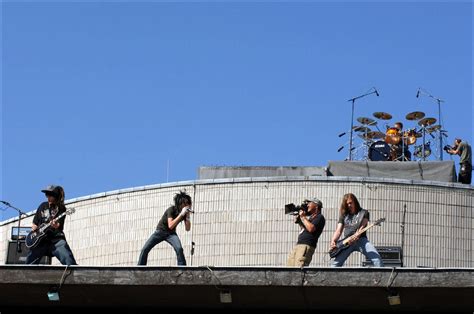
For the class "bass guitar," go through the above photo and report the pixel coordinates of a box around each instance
[328,217,385,258]
[25,208,76,248]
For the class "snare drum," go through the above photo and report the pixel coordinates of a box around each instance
[385,127,401,145]
[369,141,392,161]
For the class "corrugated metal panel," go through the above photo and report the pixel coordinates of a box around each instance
[0,178,472,267]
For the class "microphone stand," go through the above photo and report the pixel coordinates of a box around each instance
[416,88,445,160]
[347,88,379,161]
[400,204,407,267]
[1,201,27,253]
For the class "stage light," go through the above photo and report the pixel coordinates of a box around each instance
[219,289,232,303]
[47,286,60,302]
[387,289,401,306]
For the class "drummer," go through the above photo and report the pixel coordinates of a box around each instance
[393,121,403,132]
[385,121,402,145]
[391,121,411,161]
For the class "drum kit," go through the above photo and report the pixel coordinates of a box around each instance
[346,110,442,161]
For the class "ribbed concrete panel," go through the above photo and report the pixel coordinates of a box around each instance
[1,177,472,268]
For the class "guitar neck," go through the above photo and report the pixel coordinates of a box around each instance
[342,223,376,244]
[358,222,376,234]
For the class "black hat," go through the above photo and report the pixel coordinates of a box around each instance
[41,185,61,196]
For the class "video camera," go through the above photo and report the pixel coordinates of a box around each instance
[443,145,453,153]
[284,202,309,216]
[285,201,309,225]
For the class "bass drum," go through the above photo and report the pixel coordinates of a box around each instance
[369,141,392,161]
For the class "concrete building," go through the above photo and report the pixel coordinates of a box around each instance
[0,165,473,311]
[1,175,472,268]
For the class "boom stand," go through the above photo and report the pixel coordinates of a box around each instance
[347,88,379,160]
[1,202,27,253]
[400,204,407,267]
[417,88,445,160]
[436,98,444,161]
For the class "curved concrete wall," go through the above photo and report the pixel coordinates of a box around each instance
[1,177,472,267]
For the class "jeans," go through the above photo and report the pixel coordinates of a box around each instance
[331,237,384,267]
[458,162,472,184]
[138,230,186,266]
[26,238,77,265]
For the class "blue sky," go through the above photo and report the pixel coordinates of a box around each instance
[1,1,472,221]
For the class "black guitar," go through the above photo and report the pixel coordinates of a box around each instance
[328,218,385,258]
[25,208,76,248]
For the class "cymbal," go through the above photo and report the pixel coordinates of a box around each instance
[353,126,371,133]
[406,111,425,120]
[366,131,385,139]
[373,112,392,120]
[418,117,437,126]
[358,133,373,140]
[357,117,377,126]
[426,125,441,133]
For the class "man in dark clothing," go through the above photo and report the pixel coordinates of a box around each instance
[287,197,325,267]
[447,138,472,184]
[26,185,77,265]
[138,191,193,265]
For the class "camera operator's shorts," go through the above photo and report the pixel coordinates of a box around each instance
[459,162,472,184]
[287,244,315,267]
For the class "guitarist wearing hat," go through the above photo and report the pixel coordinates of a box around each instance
[329,193,383,267]
[26,185,77,265]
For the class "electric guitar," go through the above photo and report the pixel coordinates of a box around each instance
[328,217,385,258]
[25,208,76,248]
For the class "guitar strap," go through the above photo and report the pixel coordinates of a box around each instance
[50,206,59,220]
[48,205,65,238]
[356,209,367,229]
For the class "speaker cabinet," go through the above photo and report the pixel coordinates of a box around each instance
[5,241,51,264]
[363,246,403,267]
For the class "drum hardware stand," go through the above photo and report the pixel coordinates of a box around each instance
[432,130,448,161]
[363,138,374,161]
[398,131,413,162]
[347,87,379,161]
[336,132,357,159]
[416,87,445,160]
[415,126,434,161]
[0,200,27,253]
[393,133,408,162]
[362,128,371,160]
[401,132,406,161]
[337,140,350,153]
[421,125,427,161]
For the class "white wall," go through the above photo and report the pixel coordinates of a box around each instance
[1,177,472,267]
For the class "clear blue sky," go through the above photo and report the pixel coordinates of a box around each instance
[1,1,472,221]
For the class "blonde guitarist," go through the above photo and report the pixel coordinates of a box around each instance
[329,193,384,267]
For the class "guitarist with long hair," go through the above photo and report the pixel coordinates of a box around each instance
[26,185,77,265]
[329,193,383,267]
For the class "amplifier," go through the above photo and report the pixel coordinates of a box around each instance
[11,227,31,240]
[5,241,51,265]
[363,246,403,267]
